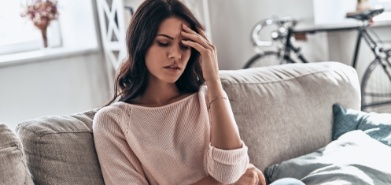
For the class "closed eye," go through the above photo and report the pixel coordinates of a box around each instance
[157,42,169,47]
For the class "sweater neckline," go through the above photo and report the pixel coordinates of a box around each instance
[115,92,198,110]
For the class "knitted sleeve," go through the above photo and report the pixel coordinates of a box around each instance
[93,106,148,185]
[206,142,249,184]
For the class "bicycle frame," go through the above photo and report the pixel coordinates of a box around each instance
[283,28,309,64]
[352,23,387,68]
[357,24,391,109]
[352,22,391,79]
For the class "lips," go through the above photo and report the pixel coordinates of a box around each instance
[164,65,181,70]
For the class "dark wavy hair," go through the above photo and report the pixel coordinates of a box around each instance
[106,0,205,105]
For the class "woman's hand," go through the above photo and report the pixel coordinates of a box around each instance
[181,24,220,84]
[231,164,266,185]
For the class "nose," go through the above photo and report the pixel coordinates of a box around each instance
[168,44,182,60]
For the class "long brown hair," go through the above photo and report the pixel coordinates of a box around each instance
[106,0,205,105]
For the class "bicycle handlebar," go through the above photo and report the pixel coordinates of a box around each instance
[251,17,297,47]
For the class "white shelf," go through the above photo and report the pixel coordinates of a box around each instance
[0,46,99,67]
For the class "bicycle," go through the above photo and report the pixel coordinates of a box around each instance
[243,16,308,68]
[244,7,391,112]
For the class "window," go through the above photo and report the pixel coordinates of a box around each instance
[0,0,61,55]
[371,0,391,21]
[371,0,391,10]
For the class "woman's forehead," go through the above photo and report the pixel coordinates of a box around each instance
[156,16,190,38]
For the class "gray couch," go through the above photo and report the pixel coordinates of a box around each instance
[1,62,361,184]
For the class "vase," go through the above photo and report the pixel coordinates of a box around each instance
[35,18,50,48]
[40,26,48,48]
[357,0,370,12]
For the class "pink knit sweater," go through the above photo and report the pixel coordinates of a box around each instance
[93,86,249,185]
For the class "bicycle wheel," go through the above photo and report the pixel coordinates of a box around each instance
[360,58,391,113]
[243,51,283,68]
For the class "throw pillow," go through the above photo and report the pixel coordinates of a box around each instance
[332,103,391,147]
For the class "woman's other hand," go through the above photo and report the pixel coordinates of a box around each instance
[231,164,266,185]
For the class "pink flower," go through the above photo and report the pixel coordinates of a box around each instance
[21,0,59,30]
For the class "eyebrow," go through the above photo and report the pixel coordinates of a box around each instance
[156,34,174,39]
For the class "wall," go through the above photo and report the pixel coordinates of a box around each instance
[0,0,112,131]
[208,0,390,75]
[207,0,390,113]
[0,52,111,131]
[208,0,322,70]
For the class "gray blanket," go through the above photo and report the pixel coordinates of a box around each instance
[265,130,391,185]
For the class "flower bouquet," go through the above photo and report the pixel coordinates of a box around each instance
[21,0,59,48]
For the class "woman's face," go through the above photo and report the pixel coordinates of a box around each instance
[145,16,192,85]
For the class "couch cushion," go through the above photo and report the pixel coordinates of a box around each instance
[0,123,34,185]
[219,62,361,171]
[16,109,105,185]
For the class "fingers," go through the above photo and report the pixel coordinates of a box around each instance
[255,168,266,185]
[197,27,215,48]
[196,27,209,41]
[181,24,212,51]
[248,163,266,185]
[181,31,210,49]
[244,168,257,183]
[252,171,260,185]
[234,166,258,185]
[181,40,207,54]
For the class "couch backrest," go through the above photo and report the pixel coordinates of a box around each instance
[16,62,361,183]
[220,62,360,171]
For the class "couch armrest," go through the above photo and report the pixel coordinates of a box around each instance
[0,123,34,185]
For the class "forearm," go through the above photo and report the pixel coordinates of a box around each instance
[207,80,242,150]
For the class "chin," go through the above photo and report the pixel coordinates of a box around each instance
[167,78,180,84]
[164,75,182,84]
[157,76,179,84]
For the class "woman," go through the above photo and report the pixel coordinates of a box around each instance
[93,0,303,185]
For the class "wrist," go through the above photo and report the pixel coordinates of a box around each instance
[204,73,221,85]
[205,78,222,89]
[206,81,224,97]
[207,84,227,99]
